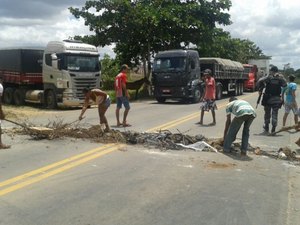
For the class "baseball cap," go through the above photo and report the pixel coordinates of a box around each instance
[270,66,278,72]
[203,69,212,75]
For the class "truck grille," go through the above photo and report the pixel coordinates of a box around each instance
[72,77,99,99]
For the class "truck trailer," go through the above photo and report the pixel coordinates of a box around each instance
[199,57,247,99]
[0,40,101,108]
[151,50,247,103]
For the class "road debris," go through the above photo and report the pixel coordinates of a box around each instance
[3,116,300,164]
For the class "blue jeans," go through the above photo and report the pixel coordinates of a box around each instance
[116,96,130,109]
[224,114,255,152]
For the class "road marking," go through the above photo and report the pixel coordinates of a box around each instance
[0,144,123,196]
[147,94,255,131]
[0,93,255,196]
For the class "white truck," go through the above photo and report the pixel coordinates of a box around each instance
[0,40,101,108]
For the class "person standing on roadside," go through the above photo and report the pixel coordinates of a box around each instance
[79,88,111,132]
[115,64,131,127]
[281,74,298,128]
[257,66,287,134]
[197,69,217,126]
[223,97,256,156]
[0,81,10,149]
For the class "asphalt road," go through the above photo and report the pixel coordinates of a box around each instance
[0,92,299,225]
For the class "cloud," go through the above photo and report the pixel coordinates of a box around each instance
[0,0,85,19]
[0,1,88,46]
[225,0,300,69]
[1,0,300,69]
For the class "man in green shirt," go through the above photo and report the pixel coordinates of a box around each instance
[223,97,256,156]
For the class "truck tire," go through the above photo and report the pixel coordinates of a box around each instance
[13,89,25,106]
[192,87,201,103]
[46,90,57,109]
[240,83,244,95]
[3,87,14,104]
[235,83,239,96]
[216,84,222,100]
[156,97,166,103]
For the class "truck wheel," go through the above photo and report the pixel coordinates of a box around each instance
[3,87,14,104]
[235,84,239,96]
[46,90,57,109]
[13,89,25,106]
[240,83,244,95]
[216,84,222,100]
[192,87,201,103]
[156,97,166,103]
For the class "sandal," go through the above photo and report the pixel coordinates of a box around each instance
[0,144,11,149]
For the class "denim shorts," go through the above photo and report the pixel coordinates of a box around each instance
[104,97,111,108]
[116,96,130,109]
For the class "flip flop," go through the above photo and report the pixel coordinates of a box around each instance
[0,144,11,149]
[123,123,132,127]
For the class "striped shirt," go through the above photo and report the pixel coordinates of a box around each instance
[226,100,256,117]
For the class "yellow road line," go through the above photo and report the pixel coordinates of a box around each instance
[0,145,123,196]
[0,143,115,189]
[0,93,255,196]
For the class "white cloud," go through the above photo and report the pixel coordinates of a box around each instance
[0,0,113,57]
[225,0,300,69]
[1,0,300,69]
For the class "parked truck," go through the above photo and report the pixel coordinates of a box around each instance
[248,59,270,77]
[243,59,270,92]
[152,49,202,103]
[199,57,247,99]
[151,49,248,103]
[243,64,258,92]
[0,40,101,108]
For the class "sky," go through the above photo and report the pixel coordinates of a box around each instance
[0,0,300,69]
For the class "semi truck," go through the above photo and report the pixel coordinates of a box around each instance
[152,49,202,103]
[243,64,259,92]
[151,49,248,103]
[0,40,101,108]
[243,59,270,92]
[199,57,247,99]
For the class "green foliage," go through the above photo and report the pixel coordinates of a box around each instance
[100,54,120,90]
[69,0,232,67]
[70,0,267,78]
[196,29,265,62]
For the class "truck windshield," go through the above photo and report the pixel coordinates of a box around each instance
[61,54,100,72]
[153,57,186,72]
[243,67,252,73]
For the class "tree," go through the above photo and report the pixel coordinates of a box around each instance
[69,0,232,77]
[100,54,120,90]
[196,29,265,63]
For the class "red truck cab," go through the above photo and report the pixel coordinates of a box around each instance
[243,64,258,92]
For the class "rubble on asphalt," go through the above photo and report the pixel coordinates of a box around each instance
[3,117,300,164]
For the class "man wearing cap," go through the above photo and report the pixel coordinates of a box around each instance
[257,66,287,134]
[197,69,217,126]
